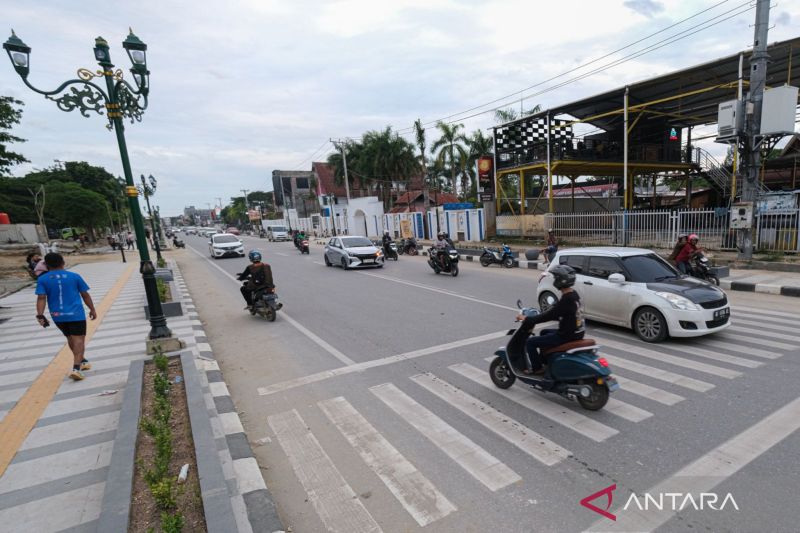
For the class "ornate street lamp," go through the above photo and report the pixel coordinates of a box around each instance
[4,29,171,339]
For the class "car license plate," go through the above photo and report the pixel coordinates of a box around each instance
[714,308,730,319]
[605,377,620,392]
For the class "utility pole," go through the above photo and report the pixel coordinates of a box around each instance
[241,189,250,208]
[739,0,771,260]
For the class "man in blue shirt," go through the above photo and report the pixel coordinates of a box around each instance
[35,253,97,381]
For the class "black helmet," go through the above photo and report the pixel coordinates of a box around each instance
[550,264,576,289]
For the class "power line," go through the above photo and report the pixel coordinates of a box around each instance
[396,0,751,135]
[291,139,331,170]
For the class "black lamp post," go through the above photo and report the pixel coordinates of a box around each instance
[4,29,170,339]
[138,174,162,263]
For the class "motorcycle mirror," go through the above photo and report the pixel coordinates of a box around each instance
[507,329,516,335]
[516,299,523,309]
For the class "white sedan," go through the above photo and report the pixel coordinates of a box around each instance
[209,233,245,259]
[537,247,730,342]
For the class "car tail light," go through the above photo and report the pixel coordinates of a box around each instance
[597,357,610,368]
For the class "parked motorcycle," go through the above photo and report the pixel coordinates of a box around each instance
[172,238,185,249]
[689,251,718,285]
[397,237,418,255]
[427,246,460,277]
[249,288,283,322]
[488,300,618,411]
[480,244,514,268]
[383,241,399,261]
[299,239,310,254]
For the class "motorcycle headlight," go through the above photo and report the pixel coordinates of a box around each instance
[655,291,701,311]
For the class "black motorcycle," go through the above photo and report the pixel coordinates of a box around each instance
[427,246,459,277]
[172,238,185,249]
[383,241,399,260]
[299,238,310,254]
[398,238,418,256]
[249,287,283,322]
[688,251,718,285]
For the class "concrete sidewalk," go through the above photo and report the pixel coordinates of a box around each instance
[0,261,277,532]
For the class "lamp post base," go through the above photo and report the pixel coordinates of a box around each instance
[146,336,186,355]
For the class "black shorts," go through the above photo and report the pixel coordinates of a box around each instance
[55,320,87,337]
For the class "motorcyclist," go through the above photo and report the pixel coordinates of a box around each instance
[516,265,585,375]
[668,234,688,267]
[675,233,703,274]
[382,230,394,254]
[434,232,449,267]
[237,250,274,310]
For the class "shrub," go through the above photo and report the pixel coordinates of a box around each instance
[161,511,185,533]
[150,477,176,509]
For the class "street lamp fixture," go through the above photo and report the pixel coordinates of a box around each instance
[2,29,171,340]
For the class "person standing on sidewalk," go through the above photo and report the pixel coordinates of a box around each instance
[35,253,97,381]
[126,231,135,250]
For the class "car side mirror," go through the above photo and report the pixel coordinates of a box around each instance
[608,273,626,283]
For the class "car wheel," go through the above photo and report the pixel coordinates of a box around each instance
[538,291,557,313]
[633,306,668,343]
[341,257,349,271]
[324,254,332,266]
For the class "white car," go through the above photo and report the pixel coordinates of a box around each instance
[537,247,730,342]
[324,236,384,269]
[209,233,245,259]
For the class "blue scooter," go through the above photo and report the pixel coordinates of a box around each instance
[488,300,619,411]
[480,244,515,268]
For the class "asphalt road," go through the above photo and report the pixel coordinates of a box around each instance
[177,233,800,533]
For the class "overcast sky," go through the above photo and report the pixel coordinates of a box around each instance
[3,0,799,216]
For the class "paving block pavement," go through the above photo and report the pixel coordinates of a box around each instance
[0,261,282,532]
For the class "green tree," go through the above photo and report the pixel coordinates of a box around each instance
[0,96,30,176]
[46,181,109,238]
[358,126,419,208]
[493,104,542,124]
[413,119,431,209]
[430,122,468,199]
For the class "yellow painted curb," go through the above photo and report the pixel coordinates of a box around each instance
[0,263,137,477]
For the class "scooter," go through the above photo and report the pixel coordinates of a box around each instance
[249,287,283,322]
[383,241,399,261]
[480,244,514,268]
[427,246,460,277]
[689,251,718,285]
[398,238,418,256]
[488,301,618,411]
[172,238,185,249]
[299,239,310,254]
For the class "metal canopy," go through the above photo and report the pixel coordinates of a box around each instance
[518,36,800,130]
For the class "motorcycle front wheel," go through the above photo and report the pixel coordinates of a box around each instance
[450,264,459,277]
[708,275,719,286]
[489,357,515,389]
[503,256,514,268]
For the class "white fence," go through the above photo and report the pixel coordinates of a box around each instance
[383,212,425,240]
[427,208,485,242]
[542,208,800,252]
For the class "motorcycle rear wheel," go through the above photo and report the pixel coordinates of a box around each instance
[577,383,609,411]
[265,308,276,322]
[409,248,418,256]
[489,357,515,389]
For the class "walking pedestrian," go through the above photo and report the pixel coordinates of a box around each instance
[126,231,134,250]
[35,253,97,381]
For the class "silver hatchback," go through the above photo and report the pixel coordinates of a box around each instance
[324,236,384,270]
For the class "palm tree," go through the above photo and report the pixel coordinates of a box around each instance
[413,119,430,212]
[464,129,494,201]
[494,104,542,124]
[326,140,367,192]
[358,126,420,209]
[430,122,468,199]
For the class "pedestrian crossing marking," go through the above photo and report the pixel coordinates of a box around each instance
[698,339,781,359]
[603,356,714,392]
[319,396,457,527]
[733,318,800,334]
[594,330,763,368]
[727,325,798,343]
[720,332,796,351]
[732,305,800,320]
[370,383,521,491]
[613,375,684,406]
[733,311,799,327]
[409,372,572,464]
[603,398,654,423]
[268,409,383,533]
[448,365,621,442]
[595,338,741,379]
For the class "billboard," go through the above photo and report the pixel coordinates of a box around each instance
[478,156,494,200]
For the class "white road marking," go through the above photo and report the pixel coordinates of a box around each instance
[732,317,799,332]
[358,270,517,311]
[720,332,797,351]
[603,355,714,392]
[733,310,799,327]
[449,364,619,442]
[732,305,800,320]
[258,330,508,396]
[267,409,383,533]
[189,246,355,365]
[370,382,521,491]
[409,372,572,464]
[595,330,762,369]
[613,375,685,406]
[319,396,456,527]
[727,325,799,343]
[698,339,782,359]
[587,394,800,532]
[594,337,741,379]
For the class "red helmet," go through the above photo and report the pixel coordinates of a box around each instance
[688,233,699,242]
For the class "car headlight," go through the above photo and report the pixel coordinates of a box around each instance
[655,291,701,311]
[376,250,383,256]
